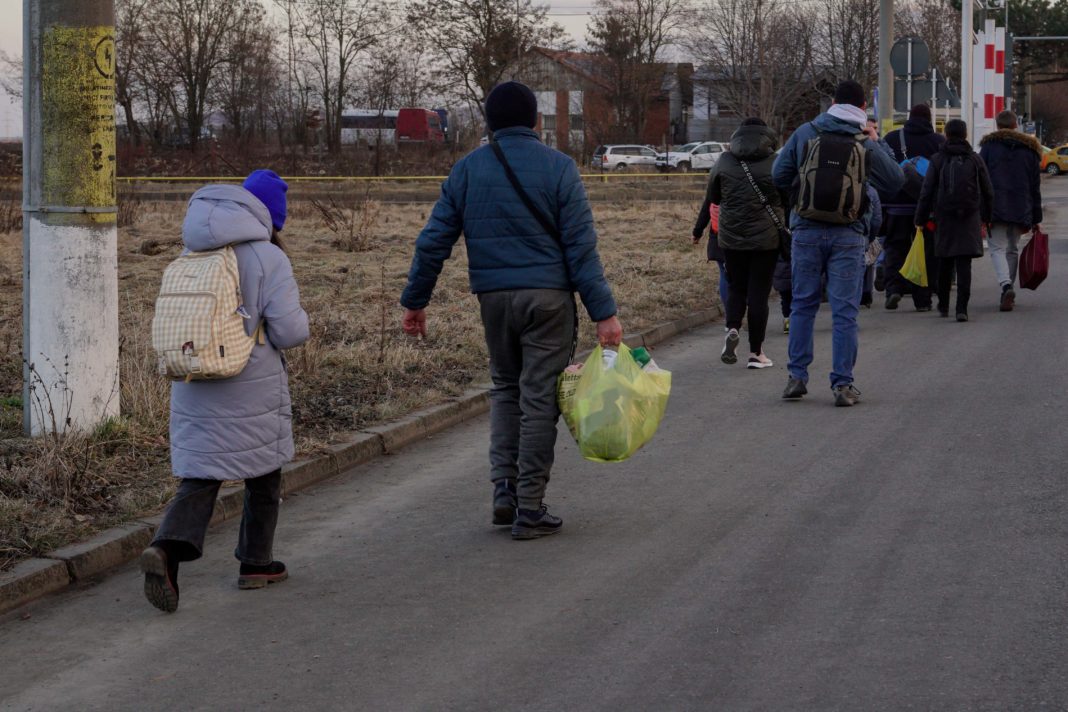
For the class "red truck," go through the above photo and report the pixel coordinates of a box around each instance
[396,108,445,143]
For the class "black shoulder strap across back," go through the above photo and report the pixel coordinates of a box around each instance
[489,137,563,245]
[489,135,578,356]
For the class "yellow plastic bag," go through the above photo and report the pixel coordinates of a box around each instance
[901,228,928,287]
[557,344,672,463]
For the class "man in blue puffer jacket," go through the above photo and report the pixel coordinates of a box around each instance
[401,81,622,540]
[772,80,904,407]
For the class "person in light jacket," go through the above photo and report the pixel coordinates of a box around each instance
[140,170,310,613]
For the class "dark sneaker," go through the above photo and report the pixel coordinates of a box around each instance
[861,291,873,308]
[721,328,740,364]
[238,561,288,590]
[782,317,790,334]
[956,312,969,322]
[511,505,563,540]
[140,546,179,613]
[916,305,932,312]
[937,303,949,317]
[1000,286,1015,312]
[833,384,861,407]
[885,293,902,310]
[874,264,885,292]
[492,481,517,526]
[782,377,808,399]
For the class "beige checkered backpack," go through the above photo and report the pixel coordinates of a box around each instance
[151,247,262,381]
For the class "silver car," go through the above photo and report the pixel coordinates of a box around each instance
[591,144,660,171]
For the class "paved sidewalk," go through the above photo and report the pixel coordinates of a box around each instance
[2,186,1067,711]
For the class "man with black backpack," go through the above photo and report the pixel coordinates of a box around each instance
[772,80,905,406]
[881,104,946,312]
[400,82,622,539]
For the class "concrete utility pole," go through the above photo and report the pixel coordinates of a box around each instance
[878,0,894,134]
[23,0,119,436]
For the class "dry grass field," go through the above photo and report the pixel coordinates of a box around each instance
[0,192,717,570]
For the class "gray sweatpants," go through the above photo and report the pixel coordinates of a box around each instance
[479,289,575,511]
[988,222,1023,287]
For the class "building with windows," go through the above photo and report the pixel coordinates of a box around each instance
[514,48,693,157]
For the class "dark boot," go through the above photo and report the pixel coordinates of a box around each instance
[238,561,288,590]
[140,545,180,613]
[492,481,517,526]
[511,505,563,540]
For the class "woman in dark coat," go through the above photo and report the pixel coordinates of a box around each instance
[701,118,786,368]
[914,119,994,321]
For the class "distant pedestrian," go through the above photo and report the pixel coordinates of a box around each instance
[692,201,730,315]
[700,118,787,369]
[772,80,905,406]
[882,104,946,312]
[914,119,994,322]
[141,170,310,613]
[979,110,1043,311]
[400,81,622,540]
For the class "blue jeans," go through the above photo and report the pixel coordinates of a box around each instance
[787,227,866,388]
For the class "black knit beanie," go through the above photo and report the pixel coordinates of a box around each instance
[909,104,933,124]
[485,81,538,133]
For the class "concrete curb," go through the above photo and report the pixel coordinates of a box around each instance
[0,306,720,617]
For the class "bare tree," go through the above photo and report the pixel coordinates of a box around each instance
[115,0,149,146]
[407,0,568,117]
[587,0,691,142]
[895,0,961,83]
[687,0,816,133]
[815,0,881,88]
[301,0,389,152]
[213,4,277,144]
[142,0,262,150]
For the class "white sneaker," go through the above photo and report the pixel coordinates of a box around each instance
[747,353,774,369]
[721,328,740,364]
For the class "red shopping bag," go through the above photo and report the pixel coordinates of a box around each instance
[1019,227,1049,290]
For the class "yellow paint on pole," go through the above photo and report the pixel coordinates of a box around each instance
[41,25,116,222]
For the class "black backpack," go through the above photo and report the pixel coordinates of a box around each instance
[938,154,979,217]
[796,130,871,224]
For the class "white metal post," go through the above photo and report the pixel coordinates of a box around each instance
[23,0,119,436]
[962,0,974,132]
[878,0,894,133]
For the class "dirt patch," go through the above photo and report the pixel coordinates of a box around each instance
[0,195,716,570]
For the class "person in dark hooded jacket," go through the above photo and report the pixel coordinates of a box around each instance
[702,118,786,369]
[882,104,945,313]
[979,110,1043,312]
[915,119,994,322]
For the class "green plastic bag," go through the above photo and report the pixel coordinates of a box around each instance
[901,227,928,287]
[558,344,672,463]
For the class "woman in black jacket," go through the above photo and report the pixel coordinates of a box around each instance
[702,118,786,368]
[914,119,994,322]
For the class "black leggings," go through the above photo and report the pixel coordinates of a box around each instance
[723,248,779,353]
[937,256,973,314]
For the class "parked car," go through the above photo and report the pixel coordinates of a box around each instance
[656,141,728,173]
[591,144,660,171]
[1041,145,1068,175]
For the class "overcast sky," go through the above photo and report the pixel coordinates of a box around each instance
[0,0,598,140]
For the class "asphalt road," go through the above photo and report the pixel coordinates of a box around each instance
[2,182,1067,711]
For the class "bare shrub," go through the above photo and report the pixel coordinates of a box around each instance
[0,200,21,234]
[311,195,381,252]
[117,198,143,228]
